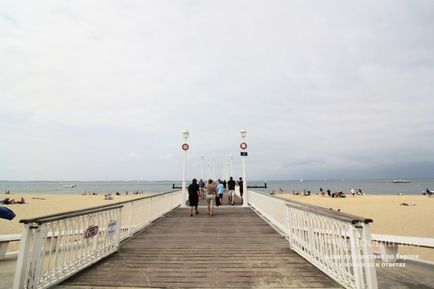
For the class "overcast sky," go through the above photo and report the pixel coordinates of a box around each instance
[1,0,434,181]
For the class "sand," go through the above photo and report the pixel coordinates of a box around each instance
[275,194,434,262]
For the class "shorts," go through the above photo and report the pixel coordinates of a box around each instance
[218,193,223,198]
[206,195,214,207]
[228,190,235,197]
[189,197,198,207]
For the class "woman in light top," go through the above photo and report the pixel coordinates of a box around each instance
[205,179,217,216]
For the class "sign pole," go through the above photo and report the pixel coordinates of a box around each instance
[182,149,187,206]
[200,155,204,180]
[242,154,247,207]
[181,129,189,207]
[240,129,248,207]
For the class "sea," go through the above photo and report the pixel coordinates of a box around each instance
[1,179,433,195]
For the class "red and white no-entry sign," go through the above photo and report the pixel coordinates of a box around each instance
[182,143,189,151]
[240,142,248,150]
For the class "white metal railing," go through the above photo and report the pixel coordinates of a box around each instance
[371,234,434,262]
[0,234,21,260]
[247,189,287,233]
[248,190,378,289]
[117,190,183,240]
[13,190,183,289]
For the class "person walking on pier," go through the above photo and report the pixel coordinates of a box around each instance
[217,180,224,206]
[238,177,244,203]
[205,179,217,216]
[227,177,236,205]
[188,179,200,216]
[199,179,205,199]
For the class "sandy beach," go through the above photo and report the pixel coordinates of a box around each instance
[275,194,434,262]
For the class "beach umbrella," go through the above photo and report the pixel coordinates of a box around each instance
[0,206,16,220]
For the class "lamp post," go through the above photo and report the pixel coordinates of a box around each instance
[225,161,229,180]
[209,156,214,180]
[222,161,228,180]
[181,129,189,207]
[240,129,248,207]
[200,154,204,180]
[229,154,233,177]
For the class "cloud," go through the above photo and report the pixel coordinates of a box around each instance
[160,153,174,160]
[120,152,143,162]
[1,0,434,180]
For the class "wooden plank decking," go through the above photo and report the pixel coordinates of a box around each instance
[57,207,341,289]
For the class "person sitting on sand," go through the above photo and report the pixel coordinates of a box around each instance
[333,191,346,198]
[400,202,416,206]
[16,197,25,204]
[1,198,17,204]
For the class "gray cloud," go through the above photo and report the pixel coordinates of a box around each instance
[1,0,433,181]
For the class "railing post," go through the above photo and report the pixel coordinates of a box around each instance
[349,225,365,289]
[128,202,134,237]
[307,214,315,256]
[360,223,378,289]
[114,207,122,250]
[285,207,293,248]
[14,224,33,289]
[27,224,45,289]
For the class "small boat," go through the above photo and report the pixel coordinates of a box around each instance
[393,179,411,183]
[63,184,78,188]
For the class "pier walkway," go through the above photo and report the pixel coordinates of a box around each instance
[56,207,341,288]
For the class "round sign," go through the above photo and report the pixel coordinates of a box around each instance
[240,142,248,150]
[182,143,189,151]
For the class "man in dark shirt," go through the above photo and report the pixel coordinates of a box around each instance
[227,177,236,205]
[188,179,200,216]
[238,177,244,203]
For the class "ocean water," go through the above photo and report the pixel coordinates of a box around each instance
[1,179,433,195]
[0,181,173,195]
[250,179,434,195]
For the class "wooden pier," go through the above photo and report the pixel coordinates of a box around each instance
[56,206,341,288]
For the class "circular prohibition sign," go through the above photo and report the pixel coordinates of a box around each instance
[182,143,190,151]
[240,142,248,150]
